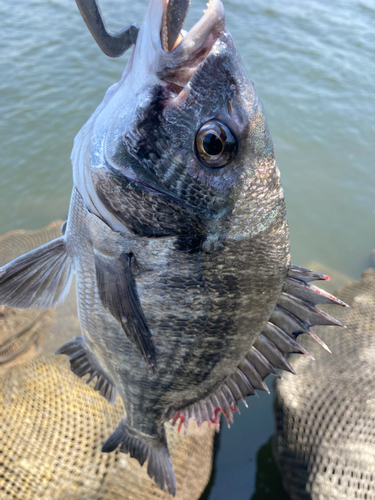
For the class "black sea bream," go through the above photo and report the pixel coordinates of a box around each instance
[0,0,347,495]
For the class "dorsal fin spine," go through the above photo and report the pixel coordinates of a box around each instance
[171,263,345,432]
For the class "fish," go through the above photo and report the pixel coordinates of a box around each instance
[0,0,347,495]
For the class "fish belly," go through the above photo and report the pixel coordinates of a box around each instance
[66,187,289,431]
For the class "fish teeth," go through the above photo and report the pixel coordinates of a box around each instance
[203,0,215,14]
[161,9,169,51]
[162,29,168,52]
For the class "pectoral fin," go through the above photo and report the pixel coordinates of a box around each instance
[0,237,73,310]
[94,251,156,371]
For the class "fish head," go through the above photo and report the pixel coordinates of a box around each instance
[74,0,286,238]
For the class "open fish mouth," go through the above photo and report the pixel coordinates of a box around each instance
[161,0,192,53]
[160,0,224,53]
[75,0,225,86]
[155,0,226,87]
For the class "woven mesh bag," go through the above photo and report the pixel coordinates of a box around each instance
[273,267,375,500]
[0,222,215,500]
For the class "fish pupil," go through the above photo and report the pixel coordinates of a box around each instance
[203,134,223,156]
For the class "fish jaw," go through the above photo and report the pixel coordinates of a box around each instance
[130,0,225,85]
[103,0,225,104]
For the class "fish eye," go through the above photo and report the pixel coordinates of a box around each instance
[195,120,238,168]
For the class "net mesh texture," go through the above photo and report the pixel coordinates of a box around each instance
[0,222,215,500]
[273,266,375,500]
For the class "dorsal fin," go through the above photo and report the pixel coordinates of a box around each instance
[170,264,348,431]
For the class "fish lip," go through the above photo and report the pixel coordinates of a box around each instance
[155,0,226,83]
[160,0,225,53]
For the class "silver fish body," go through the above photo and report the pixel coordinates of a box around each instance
[0,0,346,495]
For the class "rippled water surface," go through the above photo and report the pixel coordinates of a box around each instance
[0,0,374,498]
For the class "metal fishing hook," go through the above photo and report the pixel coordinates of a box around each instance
[75,0,140,58]
[76,0,191,57]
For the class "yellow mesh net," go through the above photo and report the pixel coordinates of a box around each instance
[274,268,375,500]
[0,222,215,500]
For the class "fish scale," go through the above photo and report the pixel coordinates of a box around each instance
[0,0,347,496]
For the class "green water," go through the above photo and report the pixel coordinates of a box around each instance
[1,0,374,498]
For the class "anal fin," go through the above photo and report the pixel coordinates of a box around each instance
[102,419,176,496]
[0,237,73,310]
[55,336,117,404]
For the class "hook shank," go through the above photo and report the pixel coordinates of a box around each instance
[75,0,139,58]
